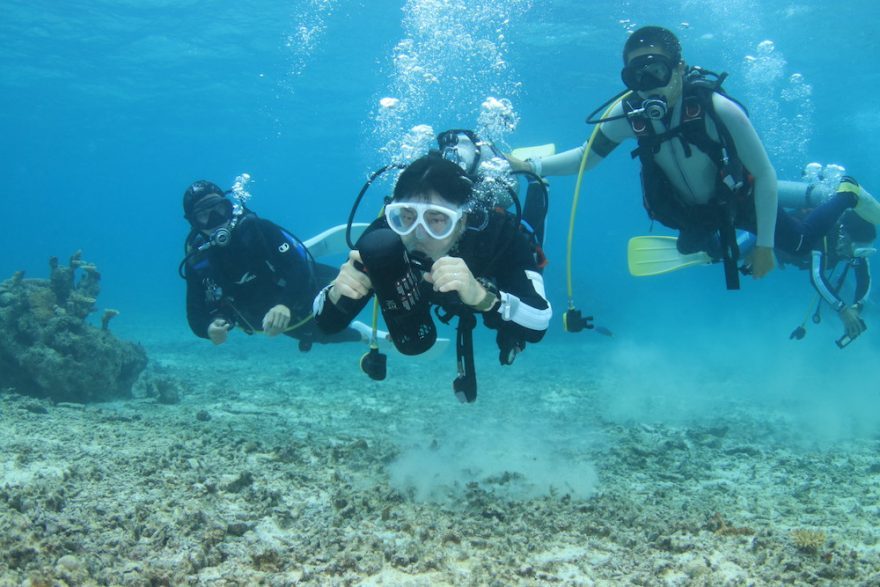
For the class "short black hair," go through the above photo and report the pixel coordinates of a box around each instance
[392,154,473,206]
[183,180,225,216]
[623,26,681,65]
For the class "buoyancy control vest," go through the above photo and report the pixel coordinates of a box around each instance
[625,67,753,289]
[182,213,318,332]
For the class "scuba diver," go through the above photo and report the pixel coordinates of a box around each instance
[627,166,876,347]
[313,154,551,403]
[180,179,372,349]
[436,129,550,271]
[507,25,880,290]
[786,204,875,349]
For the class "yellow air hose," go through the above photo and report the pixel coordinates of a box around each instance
[283,313,315,333]
[565,92,632,318]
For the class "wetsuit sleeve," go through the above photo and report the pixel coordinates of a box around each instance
[479,231,552,343]
[312,221,382,334]
[528,103,631,177]
[809,250,846,311]
[713,93,778,248]
[853,258,871,309]
[312,284,372,333]
[185,262,230,339]
[535,145,587,176]
[186,275,211,339]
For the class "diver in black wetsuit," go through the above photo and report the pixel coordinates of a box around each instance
[180,180,367,350]
[312,155,551,402]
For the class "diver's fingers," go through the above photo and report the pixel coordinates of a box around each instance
[334,279,370,300]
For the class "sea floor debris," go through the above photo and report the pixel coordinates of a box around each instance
[1,337,879,586]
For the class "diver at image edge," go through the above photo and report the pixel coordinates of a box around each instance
[785,206,875,348]
[314,154,551,403]
[180,179,374,349]
[507,25,880,291]
[627,168,876,348]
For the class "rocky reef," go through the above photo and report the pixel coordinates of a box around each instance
[0,251,147,402]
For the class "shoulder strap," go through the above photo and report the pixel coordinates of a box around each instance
[679,87,723,162]
[625,95,695,161]
[627,66,742,165]
[459,211,520,277]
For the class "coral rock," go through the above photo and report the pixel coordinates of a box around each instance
[0,253,147,402]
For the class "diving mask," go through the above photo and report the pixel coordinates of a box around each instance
[385,201,463,240]
[189,195,233,231]
[438,130,480,176]
[621,53,675,92]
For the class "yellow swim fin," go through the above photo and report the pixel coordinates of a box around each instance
[627,236,712,277]
[511,143,556,160]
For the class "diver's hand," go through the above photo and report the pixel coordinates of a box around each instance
[839,306,866,339]
[504,154,532,174]
[750,245,776,279]
[262,304,291,336]
[424,256,485,306]
[207,319,232,345]
[328,250,373,304]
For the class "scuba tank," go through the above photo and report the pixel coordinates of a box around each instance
[357,228,437,355]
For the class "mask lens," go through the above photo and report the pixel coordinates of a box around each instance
[438,131,479,174]
[385,203,461,239]
[442,146,462,169]
[386,205,420,235]
[622,54,673,91]
[192,198,231,229]
[437,131,459,150]
[422,209,455,238]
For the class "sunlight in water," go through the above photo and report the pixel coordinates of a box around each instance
[370,0,532,164]
[283,0,338,80]
[743,39,814,173]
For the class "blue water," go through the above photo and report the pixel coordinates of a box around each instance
[5,5,880,584]
[2,1,878,421]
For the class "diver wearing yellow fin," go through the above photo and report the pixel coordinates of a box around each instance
[628,173,880,276]
[627,169,877,349]
[508,26,880,291]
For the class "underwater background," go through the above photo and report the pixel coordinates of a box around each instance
[2,0,880,585]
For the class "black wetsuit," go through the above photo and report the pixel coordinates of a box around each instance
[314,211,551,354]
[184,214,359,347]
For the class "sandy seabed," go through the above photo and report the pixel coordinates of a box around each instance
[2,328,879,587]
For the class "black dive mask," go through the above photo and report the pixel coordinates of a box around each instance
[189,196,233,231]
[621,53,675,92]
[438,129,481,177]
